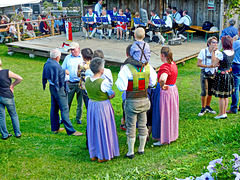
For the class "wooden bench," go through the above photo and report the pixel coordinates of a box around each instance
[163,31,172,43]
[4,36,13,43]
[185,30,196,42]
[190,25,219,42]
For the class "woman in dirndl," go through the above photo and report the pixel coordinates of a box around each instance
[85,57,120,163]
[116,9,127,40]
[152,47,179,146]
[212,35,235,119]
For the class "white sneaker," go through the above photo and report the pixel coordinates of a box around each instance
[214,114,227,119]
[153,141,163,146]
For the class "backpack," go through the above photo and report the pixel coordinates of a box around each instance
[202,21,214,31]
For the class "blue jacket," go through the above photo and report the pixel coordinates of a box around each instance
[42,58,69,92]
[233,40,240,64]
[220,25,238,39]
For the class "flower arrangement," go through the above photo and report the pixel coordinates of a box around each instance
[177,154,240,180]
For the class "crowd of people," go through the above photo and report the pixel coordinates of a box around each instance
[0,2,239,164]
[82,0,191,43]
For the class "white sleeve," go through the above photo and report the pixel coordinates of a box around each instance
[115,65,130,92]
[176,17,184,24]
[165,16,172,28]
[101,68,113,85]
[149,65,157,87]
[216,51,223,61]
[197,49,205,61]
[101,79,112,93]
[176,13,181,21]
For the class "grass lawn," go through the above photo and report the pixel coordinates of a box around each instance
[0,44,239,179]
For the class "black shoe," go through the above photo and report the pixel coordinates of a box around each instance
[206,106,217,114]
[125,154,135,159]
[89,37,92,39]
[2,134,13,140]
[183,39,187,42]
[77,120,82,124]
[198,107,207,116]
[138,151,144,155]
[117,38,120,41]
[148,40,153,43]
[16,134,21,138]
[108,36,111,39]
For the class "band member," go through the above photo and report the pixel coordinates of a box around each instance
[97,9,112,39]
[82,8,97,39]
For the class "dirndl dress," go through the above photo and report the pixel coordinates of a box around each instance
[212,51,235,98]
[87,99,120,160]
[152,83,179,144]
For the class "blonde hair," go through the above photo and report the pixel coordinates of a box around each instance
[161,47,173,63]
[134,27,145,40]
[0,59,2,67]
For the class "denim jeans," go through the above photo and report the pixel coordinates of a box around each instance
[230,63,240,113]
[81,89,89,110]
[68,82,83,121]
[50,85,76,135]
[0,96,21,138]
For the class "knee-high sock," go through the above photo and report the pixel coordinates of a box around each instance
[108,29,112,37]
[99,29,103,38]
[149,31,153,40]
[90,28,96,37]
[138,135,147,153]
[127,137,135,156]
[179,34,187,39]
[83,28,88,37]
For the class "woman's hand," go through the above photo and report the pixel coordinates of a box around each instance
[10,84,14,93]
[109,91,115,99]
[162,85,169,90]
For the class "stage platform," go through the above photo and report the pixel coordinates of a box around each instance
[6,32,206,69]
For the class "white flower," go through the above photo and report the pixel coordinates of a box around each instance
[195,172,214,180]
[233,172,240,180]
[175,177,194,180]
[207,164,215,174]
[209,157,223,166]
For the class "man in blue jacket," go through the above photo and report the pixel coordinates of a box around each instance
[42,48,83,136]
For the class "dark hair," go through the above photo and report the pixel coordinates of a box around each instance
[126,44,132,57]
[222,35,233,50]
[81,48,93,60]
[207,36,218,47]
[93,50,104,59]
[184,10,188,15]
[90,57,105,74]
[161,47,173,64]
[172,7,177,11]
[126,8,130,12]
[166,9,171,14]
[151,10,156,14]
[113,6,117,9]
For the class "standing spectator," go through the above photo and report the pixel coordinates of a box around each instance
[152,47,179,146]
[85,57,119,163]
[197,36,220,116]
[42,49,83,136]
[220,18,238,40]
[174,10,191,41]
[26,19,36,38]
[0,59,22,140]
[0,19,9,43]
[94,0,103,17]
[115,45,157,159]
[227,26,240,114]
[62,42,84,124]
[212,35,235,119]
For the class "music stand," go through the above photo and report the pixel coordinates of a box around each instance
[82,17,94,23]
[133,18,145,26]
[116,16,129,23]
[107,10,113,16]
[110,16,118,22]
[152,19,166,26]
[96,17,109,24]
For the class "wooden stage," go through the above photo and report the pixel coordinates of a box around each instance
[6,32,206,69]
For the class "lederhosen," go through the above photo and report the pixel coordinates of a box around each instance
[148,15,160,32]
[84,13,97,30]
[177,15,191,35]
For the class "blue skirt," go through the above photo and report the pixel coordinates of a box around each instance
[152,83,161,140]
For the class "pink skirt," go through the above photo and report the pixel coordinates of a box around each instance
[160,85,179,144]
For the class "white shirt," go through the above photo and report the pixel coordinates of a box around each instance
[150,14,160,27]
[171,12,181,21]
[9,25,16,34]
[164,14,172,28]
[85,68,113,86]
[221,50,234,59]
[101,14,111,25]
[197,47,222,73]
[94,2,102,17]
[84,13,96,24]
[115,64,157,92]
[176,15,191,26]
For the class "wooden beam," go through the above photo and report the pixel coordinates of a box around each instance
[16,23,21,42]
[51,20,55,36]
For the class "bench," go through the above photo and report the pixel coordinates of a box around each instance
[185,30,196,42]
[163,31,172,43]
[190,25,219,42]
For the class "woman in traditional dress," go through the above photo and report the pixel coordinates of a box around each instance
[152,47,179,146]
[85,57,120,162]
[212,35,235,119]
